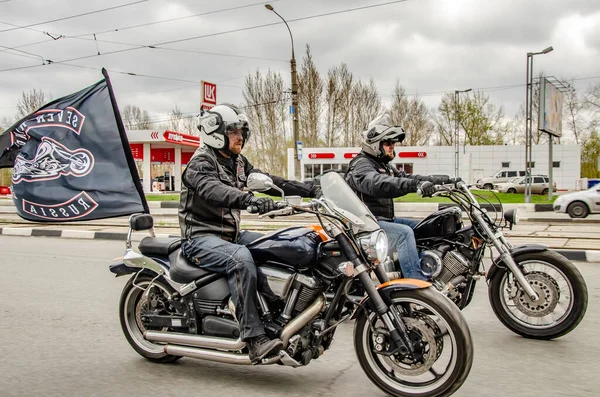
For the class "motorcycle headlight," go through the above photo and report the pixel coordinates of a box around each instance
[360,230,388,263]
[504,208,519,225]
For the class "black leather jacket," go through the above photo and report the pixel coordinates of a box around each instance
[345,152,421,221]
[179,146,318,242]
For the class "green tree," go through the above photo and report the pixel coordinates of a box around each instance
[581,130,600,178]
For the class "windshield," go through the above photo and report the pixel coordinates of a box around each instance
[320,171,380,232]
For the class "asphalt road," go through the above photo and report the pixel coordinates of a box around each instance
[0,236,598,397]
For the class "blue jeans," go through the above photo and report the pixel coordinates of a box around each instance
[181,230,264,341]
[378,218,426,280]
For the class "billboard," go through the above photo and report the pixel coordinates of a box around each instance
[201,80,216,111]
[538,77,564,137]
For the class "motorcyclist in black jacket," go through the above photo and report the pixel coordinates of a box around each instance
[178,104,319,362]
[346,113,451,280]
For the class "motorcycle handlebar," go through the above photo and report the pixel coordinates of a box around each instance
[246,200,312,215]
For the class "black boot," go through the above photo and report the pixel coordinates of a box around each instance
[247,334,283,362]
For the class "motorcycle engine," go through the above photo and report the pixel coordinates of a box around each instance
[420,245,471,284]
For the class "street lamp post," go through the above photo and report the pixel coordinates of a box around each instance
[454,88,471,180]
[524,46,553,203]
[265,4,300,180]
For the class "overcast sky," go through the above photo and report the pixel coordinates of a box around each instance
[1,0,599,136]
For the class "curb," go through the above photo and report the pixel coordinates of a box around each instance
[556,250,600,263]
[1,226,598,262]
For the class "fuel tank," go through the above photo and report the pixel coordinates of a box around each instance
[414,206,463,239]
[247,226,321,268]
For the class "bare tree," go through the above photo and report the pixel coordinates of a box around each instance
[431,93,456,146]
[404,95,434,146]
[162,106,196,135]
[122,105,154,131]
[349,78,381,146]
[242,70,288,175]
[563,83,587,144]
[584,82,600,130]
[298,45,324,147]
[338,64,354,146]
[389,82,410,129]
[16,88,50,119]
[324,68,343,146]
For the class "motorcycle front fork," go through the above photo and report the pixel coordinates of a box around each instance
[473,213,539,301]
[357,263,414,356]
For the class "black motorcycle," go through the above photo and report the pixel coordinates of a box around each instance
[109,172,473,397]
[390,182,587,340]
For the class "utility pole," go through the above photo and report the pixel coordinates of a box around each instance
[266,4,300,180]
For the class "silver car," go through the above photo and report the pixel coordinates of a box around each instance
[553,185,600,218]
[494,175,556,195]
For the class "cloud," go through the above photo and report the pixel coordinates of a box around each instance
[1,0,599,131]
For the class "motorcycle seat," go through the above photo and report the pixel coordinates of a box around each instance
[169,249,212,283]
[138,237,182,256]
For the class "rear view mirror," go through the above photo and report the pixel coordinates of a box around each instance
[246,173,274,192]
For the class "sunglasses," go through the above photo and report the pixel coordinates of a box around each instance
[381,140,398,147]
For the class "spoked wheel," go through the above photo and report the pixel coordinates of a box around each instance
[354,288,473,397]
[119,273,182,363]
[488,250,588,339]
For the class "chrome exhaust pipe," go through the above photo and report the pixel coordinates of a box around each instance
[165,345,252,365]
[144,331,246,351]
[280,294,326,348]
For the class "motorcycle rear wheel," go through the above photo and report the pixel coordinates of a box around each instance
[488,250,588,340]
[353,288,473,397]
[119,274,182,363]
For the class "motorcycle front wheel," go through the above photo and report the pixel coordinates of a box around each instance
[488,250,588,340]
[119,273,182,363]
[353,288,473,397]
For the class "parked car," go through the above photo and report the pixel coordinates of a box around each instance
[476,170,528,189]
[553,185,600,218]
[494,175,556,195]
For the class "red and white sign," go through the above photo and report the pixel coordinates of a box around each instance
[163,130,200,147]
[307,152,335,159]
[399,151,427,158]
[201,80,217,110]
[344,152,358,159]
[151,148,175,163]
[130,143,143,160]
[182,151,194,165]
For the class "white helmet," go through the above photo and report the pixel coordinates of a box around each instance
[197,103,250,151]
[361,112,405,159]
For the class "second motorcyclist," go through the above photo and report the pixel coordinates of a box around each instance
[345,113,449,280]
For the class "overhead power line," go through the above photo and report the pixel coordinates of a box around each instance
[72,0,283,37]
[0,0,411,72]
[0,0,149,33]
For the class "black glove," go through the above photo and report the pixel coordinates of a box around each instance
[312,187,323,199]
[428,175,450,185]
[417,181,436,197]
[247,196,276,214]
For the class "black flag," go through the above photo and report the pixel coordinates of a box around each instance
[0,69,149,221]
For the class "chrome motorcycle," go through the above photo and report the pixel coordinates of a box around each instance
[109,172,473,397]
[401,182,587,340]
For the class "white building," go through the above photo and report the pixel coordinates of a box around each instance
[288,144,581,191]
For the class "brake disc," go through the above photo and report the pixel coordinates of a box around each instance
[513,271,561,317]
[384,316,440,376]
